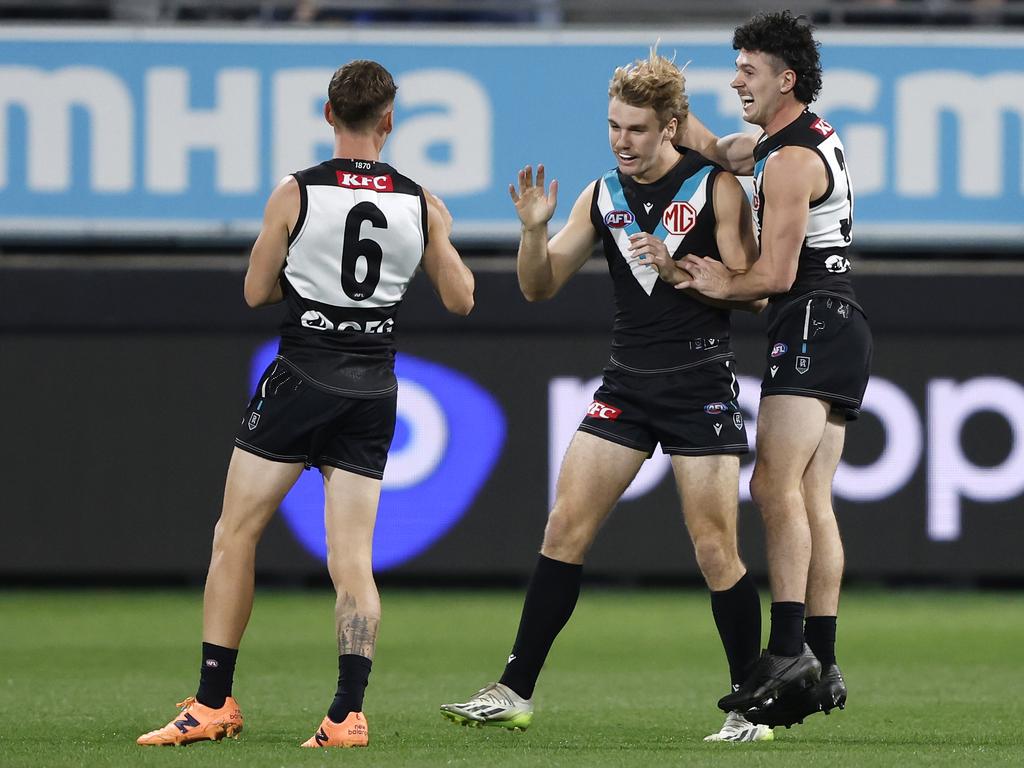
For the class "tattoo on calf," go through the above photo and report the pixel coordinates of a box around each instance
[336,592,380,658]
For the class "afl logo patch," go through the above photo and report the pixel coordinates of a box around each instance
[604,210,634,228]
[704,402,729,415]
[771,342,788,358]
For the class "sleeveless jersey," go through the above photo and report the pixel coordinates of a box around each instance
[276,158,427,397]
[590,149,733,373]
[752,111,861,328]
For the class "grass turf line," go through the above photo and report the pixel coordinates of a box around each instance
[0,589,1022,767]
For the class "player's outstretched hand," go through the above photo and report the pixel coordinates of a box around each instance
[675,255,733,299]
[630,232,688,285]
[509,164,558,230]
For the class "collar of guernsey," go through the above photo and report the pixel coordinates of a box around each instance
[597,164,714,296]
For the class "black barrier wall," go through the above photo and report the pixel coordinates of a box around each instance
[2,261,1023,581]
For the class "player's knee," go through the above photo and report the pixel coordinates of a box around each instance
[691,531,738,581]
[749,468,799,512]
[541,508,591,562]
[211,513,265,550]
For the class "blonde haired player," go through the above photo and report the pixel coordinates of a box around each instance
[441,48,772,743]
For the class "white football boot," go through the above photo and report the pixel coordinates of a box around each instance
[440,682,534,730]
[704,710,774,742]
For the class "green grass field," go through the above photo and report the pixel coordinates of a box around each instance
[1,588,1022,767]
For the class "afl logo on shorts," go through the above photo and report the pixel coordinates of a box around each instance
[604,210,634,228]
[771,342,788,358]
[662,201,696,235]
[704,402,729,415]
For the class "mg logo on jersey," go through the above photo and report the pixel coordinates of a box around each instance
[335,172,394,192]
[604,210,634,228]
[587,400,622,420]
[662,201,696,235]
[810,118,834,137]
[249,341,505,571]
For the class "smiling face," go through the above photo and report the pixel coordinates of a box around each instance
[730,48,795,129]
[607,97,677,182]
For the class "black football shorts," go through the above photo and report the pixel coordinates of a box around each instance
[761,295,872,420]
[234,359,396,479]
[578,358,750,456]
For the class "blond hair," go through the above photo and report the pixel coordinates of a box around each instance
[608,45,688,128]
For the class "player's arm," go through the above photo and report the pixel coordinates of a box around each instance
[244,176,299,308]
[677,114,757,176]
[677,147,816,301]
[513,165,597,302]
[420,188,475,316]
[710,172,767,313]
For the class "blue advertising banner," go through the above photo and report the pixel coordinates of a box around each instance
[1,27,1021,246]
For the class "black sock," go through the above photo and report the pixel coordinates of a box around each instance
[804,615,837,667]
[195,642,238,709]
[767,601,805,657]
[498,554,582,699]
[327,654,372,723]
[709,572,762,687]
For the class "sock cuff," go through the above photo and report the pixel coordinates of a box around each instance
[537,553,583,574]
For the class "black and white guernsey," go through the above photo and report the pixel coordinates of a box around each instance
[752,111,861,327]
[276,158,428,398]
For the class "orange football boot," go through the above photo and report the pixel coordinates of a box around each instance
[300,712,369,748]
[136,696,243,746]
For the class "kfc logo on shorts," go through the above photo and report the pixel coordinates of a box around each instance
[587,400,622,420]
[810,118,834,137]
[336,171,394,191]
[704,402,729,415]
[771,342,788,358]
[662,201,696,235]
[604,210,635,228]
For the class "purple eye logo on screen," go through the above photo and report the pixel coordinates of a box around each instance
[249,341,505,570]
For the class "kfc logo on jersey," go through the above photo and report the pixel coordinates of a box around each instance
[662,201,696,235]
[336,171,394,192]
[771,342,788,358]
[604,210,635,228]
[810,118,834,138]
[587,400,622,420]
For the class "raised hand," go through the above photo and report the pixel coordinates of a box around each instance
[509,164,558,230]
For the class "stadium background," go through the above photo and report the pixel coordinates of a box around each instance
[1,3,1023,766]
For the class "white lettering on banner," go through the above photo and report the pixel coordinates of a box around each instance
[145,67,259,194]
[927,377,1024,541]
[272,68,333,184]
[897,71,1024,198]
[0,66,133,192]
[388,69,491,195]
[816,70,885,196]
[548,374,1024,540]
[382,379,447,490]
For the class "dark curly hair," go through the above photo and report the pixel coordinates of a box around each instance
[733,10,822,105]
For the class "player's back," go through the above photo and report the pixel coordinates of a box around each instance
[277,158,427,397]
